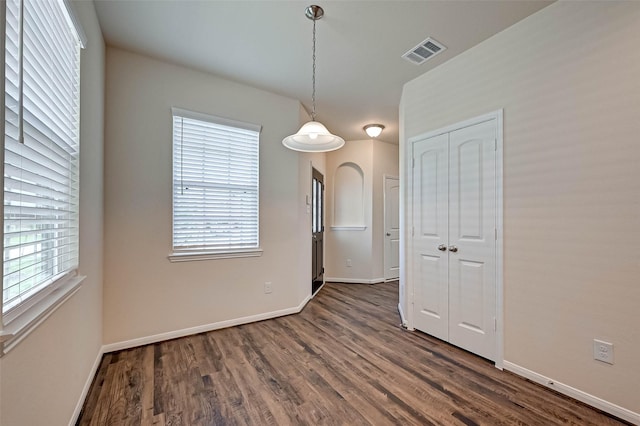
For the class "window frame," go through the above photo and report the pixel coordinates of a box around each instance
[168,107,262,263]
[0,0,86,354]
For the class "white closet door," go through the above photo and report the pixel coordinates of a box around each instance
[448,119,497,360]
[411,118,497,362]
[412,133,449,341]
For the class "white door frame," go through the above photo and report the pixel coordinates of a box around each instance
[383,175,400,281]
[406,109,504,369]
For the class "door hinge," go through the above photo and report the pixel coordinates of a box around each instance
[495,228,497,240]
[412,226,415,237]
[494,139,497,151]
[494,317,497,332]
[322,267,325,274]
[412,158,415,168]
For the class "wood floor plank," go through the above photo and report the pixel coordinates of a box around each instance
[77,353,112,424]
[77,282,631,426]
[140,346,156,424]
[269,319,402,425]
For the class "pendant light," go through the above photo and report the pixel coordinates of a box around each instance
[282,5,345,152]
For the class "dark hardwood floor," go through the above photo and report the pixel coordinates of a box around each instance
[78,282,628,425]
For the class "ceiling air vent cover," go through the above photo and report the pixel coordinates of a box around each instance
[402,37,446,65]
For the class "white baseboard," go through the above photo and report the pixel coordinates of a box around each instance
[397,302,408,328]
[325,277,385,284]
[503,361,639,425]
[69,346,104,425]
[299,293,313,308]
[103,297,312,354]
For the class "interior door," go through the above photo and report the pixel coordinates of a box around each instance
[312,168,324,294]
[412,133,449,341]
[384,176,400,281]
[412,119,497,361]
[448,120,497,361]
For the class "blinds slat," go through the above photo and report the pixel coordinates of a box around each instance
[5,160,73,191]
[6,134,75,177]
[4,233,77,253]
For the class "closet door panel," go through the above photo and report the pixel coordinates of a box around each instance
[448,119,497,361]
[412,133,449,341]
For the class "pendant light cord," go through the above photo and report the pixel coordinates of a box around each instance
[311,16,317,121]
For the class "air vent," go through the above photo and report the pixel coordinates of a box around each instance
[402,37,446,65]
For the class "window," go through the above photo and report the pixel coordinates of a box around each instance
[170,108,261,261]
[2,0,85,338]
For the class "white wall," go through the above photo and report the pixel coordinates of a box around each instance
[103,48,311,345]
[372,141,400,279]
[326,140,374,281]
[0,1,105,424]
[400,1,640,416]
[325,139,398,283]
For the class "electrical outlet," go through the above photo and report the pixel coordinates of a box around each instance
[593,339,614,364]
[346,259,352,267]
[264,282,272,294]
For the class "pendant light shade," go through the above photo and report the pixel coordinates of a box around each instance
[282,5,344,153]
[283,121,345,152]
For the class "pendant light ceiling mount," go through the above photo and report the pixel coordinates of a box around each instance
[282,5,345,153]
[305,4,324,20]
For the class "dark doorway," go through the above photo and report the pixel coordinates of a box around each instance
[312,168,324,294]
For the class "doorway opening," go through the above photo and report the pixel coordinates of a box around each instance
[312,168,324,295]
[384,175,400,281]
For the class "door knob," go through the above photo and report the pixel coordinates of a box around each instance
[438,244,447,251]
[386,232,391,236]
[448,245,458,252]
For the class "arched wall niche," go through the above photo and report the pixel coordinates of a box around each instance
[333,162,365,229]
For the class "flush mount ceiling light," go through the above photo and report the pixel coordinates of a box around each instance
[363,124,385,138]
[282,5,345,152]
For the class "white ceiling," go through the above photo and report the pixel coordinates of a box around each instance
[94,0,552,143]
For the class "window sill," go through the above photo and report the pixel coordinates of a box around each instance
[168,248,263,262]
[1,274,85,356]
[330,226,367,231]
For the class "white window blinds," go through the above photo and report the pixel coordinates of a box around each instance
[172,108,260,252]
[3,0,82,315]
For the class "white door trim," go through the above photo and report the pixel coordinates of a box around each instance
[406,109,504,369]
